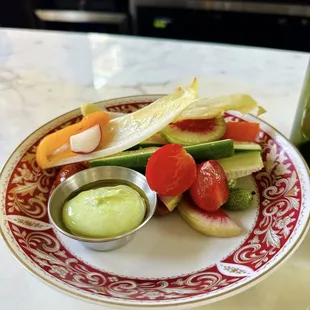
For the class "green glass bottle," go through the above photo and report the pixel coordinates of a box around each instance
[290,62,310,166]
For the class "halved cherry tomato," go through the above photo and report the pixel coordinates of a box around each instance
[189,160,229,212]
[221,122,260,142]
[55,163,86,187]
[146,144,196,196]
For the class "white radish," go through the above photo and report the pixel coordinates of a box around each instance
[70,124,102,154]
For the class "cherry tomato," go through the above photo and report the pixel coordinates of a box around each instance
[146,144,197,196]
[55,163,86,187]
[189,160,229,212]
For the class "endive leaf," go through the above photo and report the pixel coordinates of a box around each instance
[175,94,260,121]
[42,79,198,168]
[81,103,124,119]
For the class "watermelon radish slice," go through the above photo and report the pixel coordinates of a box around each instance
[161,117,226,146]
[177,195,242,237]
[70,124,102,154]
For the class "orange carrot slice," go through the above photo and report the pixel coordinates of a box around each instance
[221,122,260,142]
[36,111,110,168]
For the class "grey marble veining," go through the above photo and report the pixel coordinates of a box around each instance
[0,30,309,163]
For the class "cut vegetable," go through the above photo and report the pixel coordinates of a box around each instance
[184,139,234,160]
[135,133,167,148]
[146,144,197,196]
[81,103,105,116]
[39,79,198,168]
[89,147,159,171]
[217,151,264,180]
[155,200,170,216]
[81,103,125,119]
[189,160,229,212]
[234,141,262,152]
[227,179,237,190]
[223,188,254,211]
[89,140,234,170]
[177,195,242,237]
[107,111,126,119]
[55,163,86,187]
[221,122,260,142]
[175,94,260,121]
[70,124,102,154]
[161,117,226,145]
[158,194,183,212]
[36,111,110,169]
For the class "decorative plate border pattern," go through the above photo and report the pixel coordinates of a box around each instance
[0,95,309,308]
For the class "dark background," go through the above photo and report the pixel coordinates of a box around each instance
[1,0,310,52]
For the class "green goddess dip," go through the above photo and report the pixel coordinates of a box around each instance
[62,185,146,238]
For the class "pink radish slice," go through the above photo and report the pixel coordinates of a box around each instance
[70,124,102,154]
[177,195,242,237]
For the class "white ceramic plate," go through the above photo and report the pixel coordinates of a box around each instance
[1,95,310,309]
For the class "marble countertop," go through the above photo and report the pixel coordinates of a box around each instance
[0,28,310,310]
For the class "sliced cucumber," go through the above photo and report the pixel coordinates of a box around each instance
[89,147,159,171]
[234,141,262,152]
[89,139,234,170]
[217,151,264,180]
[185,139,234,160]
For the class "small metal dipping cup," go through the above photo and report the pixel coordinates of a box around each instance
[48,166,157,251]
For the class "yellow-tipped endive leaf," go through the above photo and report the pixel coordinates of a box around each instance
[41,79,198,168]
[175,94,262,121]
[81,103,128,119]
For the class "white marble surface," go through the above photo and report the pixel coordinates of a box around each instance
[0,28,310,310]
